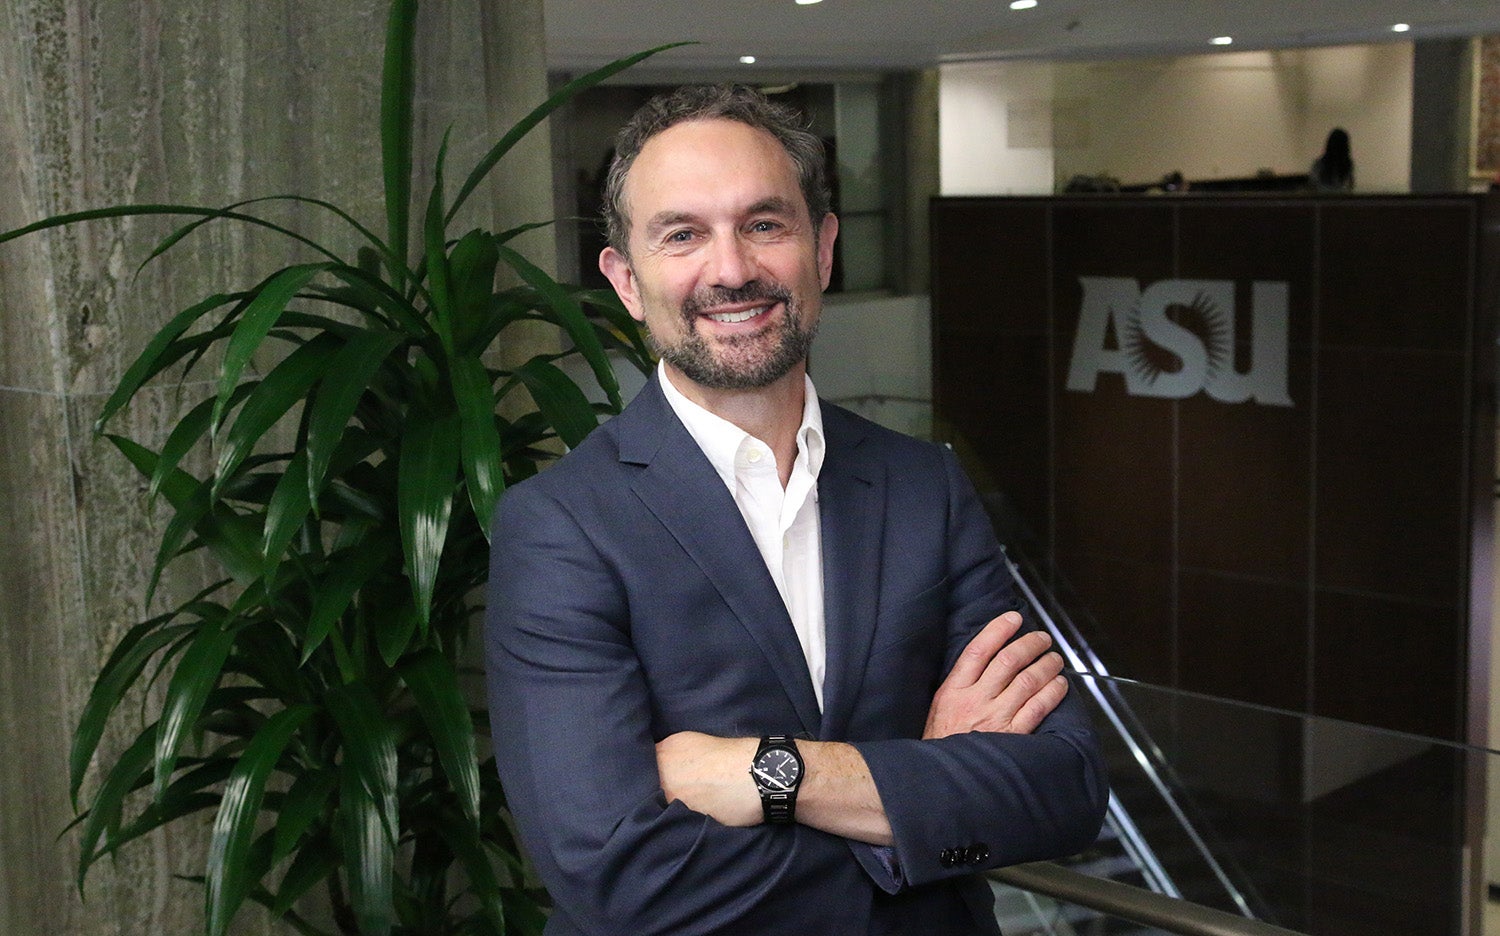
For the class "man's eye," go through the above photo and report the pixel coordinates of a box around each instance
[750,220,780,233]
[667,230,694,243]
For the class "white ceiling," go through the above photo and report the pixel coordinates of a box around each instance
[544,0,1500,75]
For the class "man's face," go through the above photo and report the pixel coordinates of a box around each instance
[599,118,837,394]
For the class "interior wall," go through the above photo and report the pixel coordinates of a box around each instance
[0,1,552,933]
[939,42,1414,194]
[938,59,1057,195]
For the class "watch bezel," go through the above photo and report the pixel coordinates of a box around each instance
[750,735,804,824]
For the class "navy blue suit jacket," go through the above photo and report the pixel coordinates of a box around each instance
[484,377,1107,935]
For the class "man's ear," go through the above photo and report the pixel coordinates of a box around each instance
[816,213,839,291]
[599,246,645,322]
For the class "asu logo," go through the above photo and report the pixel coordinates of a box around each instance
[1065,277,1293,407]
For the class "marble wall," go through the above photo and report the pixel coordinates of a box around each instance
[0,0,552,931]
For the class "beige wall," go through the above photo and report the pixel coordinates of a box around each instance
[0,1,550,932]
[940,42,1415,194]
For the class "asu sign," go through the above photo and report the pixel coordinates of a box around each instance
[1065,277,1293,407]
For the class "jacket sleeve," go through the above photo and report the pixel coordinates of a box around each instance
[483,482,860,935]
[851,447,1109,888]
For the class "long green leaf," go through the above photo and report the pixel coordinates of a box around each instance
[70,618,196,805]
[76,724,156,892]
[205,705,316,936]
[95,291,247,432]
[139,194,392,279]
[302,538,398,662]
[321,264,433,339]
[449,229,502,353]
[512,358,597,449]
[150,384,251,504]
[397,413,460,628]
[339,760,395,936]
[397,650,481,825]
[272,770,338,866]
[270,831,338,917]
[373,600,419,669]
[327,683,398,932]
[107,435,262,598]
[577,286,655,372]
[325,684,398,843]
[451,355,505,536]
[212,263,328,436]
[0,204,342,264]
[381,0,418,286]
[153,621,239,802]
[446,43,688,224]
[423,132,456,356]
[433,810,505,933]
[212,333,343,500]
[100,757,235,861]
[261,448,312,569]
[304,329,405,504]
[497,244,620,410]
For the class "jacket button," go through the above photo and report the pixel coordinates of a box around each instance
[966,843,990,864]
[939,848,956,867]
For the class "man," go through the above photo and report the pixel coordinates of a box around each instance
[485,84,1107,935]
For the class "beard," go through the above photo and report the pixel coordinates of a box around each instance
[649,281,818,391]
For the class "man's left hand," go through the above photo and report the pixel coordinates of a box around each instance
[655,731,763,826]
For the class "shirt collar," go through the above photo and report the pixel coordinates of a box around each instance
[657,361,825,489]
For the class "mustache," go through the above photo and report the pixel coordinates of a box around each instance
[681,282,792,317]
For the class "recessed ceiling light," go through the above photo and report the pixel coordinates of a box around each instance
[739,55,757,64]
[1392,23,1411,33]
[1211,36,1233,46]
[1010,0,1038,10]
[795,0,822,5]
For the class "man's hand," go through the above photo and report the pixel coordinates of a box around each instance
[924,611,1068,739]
[655,732,762,826]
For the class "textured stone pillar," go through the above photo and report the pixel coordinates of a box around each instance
[1410,37,1476,193]
[0,1,550,932]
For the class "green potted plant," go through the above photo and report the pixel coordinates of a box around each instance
[0,4,667,934]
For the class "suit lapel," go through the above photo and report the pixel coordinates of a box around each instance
[816,404,885,740]
[620,379,822,736]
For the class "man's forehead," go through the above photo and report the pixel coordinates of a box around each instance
[633,119,791,177]
[625,119,800,211]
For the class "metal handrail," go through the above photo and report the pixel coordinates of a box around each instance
[989,862,1308,936]
[1006,552,1263,918]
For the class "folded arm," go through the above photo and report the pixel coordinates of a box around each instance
[654,610,1072,848]
[485,485,862,934]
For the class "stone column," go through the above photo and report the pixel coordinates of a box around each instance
[0,1,551,932]
[1410,37,1476,193]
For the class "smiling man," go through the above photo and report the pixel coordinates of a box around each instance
[484,84,1107,935]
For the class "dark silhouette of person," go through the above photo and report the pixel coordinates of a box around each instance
[1310,128,1354,192]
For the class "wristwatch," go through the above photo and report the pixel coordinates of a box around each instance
[749,735,804,824]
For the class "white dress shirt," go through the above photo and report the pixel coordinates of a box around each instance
[658,363,828,710]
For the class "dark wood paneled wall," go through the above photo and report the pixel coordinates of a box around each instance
[932,195,1499,935]
[932,195,1496,742]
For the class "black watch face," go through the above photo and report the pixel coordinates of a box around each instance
[752,746,802,790]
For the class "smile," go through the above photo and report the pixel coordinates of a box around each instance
[704,305,772,324]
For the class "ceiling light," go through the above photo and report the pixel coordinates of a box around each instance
[1392,23,1411,33]
[1010,0,1038,10]
[795,0,822,5]
[739,55,757,64]
[1211,36,1233,46]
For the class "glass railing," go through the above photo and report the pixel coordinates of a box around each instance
[996,553,1491,936]
[1015,673,1484,936]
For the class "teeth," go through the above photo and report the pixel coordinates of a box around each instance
[706,306,767,324]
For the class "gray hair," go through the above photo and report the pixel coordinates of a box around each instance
[600,84,831,255]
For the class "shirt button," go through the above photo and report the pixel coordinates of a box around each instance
[746,448,763,463]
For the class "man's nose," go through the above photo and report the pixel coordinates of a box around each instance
[707,234,755,289]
